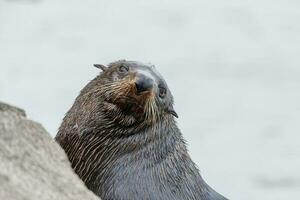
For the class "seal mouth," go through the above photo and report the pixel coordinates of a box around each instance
[107,81,154,117]
[112,96,147,115]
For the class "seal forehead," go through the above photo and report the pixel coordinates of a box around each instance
[129,61,165,82]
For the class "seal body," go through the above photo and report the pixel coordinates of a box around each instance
[55,60,228,200]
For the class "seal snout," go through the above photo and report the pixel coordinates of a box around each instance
[135,74,154,95]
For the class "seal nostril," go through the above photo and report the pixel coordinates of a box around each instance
[135,76,153,94]
[135,82,144,94]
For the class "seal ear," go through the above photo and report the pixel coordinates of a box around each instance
[165,108,178,118]
[169,109,178,118]
[94,64,108,71]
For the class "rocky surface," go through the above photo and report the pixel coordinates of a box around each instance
[0,102,100,200]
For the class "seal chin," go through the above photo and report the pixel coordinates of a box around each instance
[113,96,145,116]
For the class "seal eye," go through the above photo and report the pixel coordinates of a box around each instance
[119,65,129,73]
[159,87,167,98]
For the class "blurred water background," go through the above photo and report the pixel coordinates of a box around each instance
[1,0,300,199]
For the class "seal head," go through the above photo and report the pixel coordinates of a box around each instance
[91,60,177,127]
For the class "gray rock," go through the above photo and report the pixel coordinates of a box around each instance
[0,102,100,200]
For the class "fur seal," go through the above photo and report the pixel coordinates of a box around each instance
[55,60,228,200]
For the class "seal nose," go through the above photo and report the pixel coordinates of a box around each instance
[135,74,154,94]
